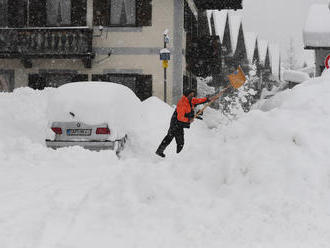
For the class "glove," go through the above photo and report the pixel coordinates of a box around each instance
[184,112,194,119]
[206,96,212,102]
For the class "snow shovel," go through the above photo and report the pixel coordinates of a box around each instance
[193,66,247,120]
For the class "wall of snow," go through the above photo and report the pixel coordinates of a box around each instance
[1,75,330,247]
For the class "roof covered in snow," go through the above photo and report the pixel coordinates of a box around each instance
[244,32,257,63]
[229,14,242,53]
[303,4,330,48]
[283,70,310,83]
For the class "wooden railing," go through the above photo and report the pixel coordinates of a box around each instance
[0,27,94,67]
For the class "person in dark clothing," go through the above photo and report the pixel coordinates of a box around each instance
[155,89,210,158]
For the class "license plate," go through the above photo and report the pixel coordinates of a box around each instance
[66,129,92,136]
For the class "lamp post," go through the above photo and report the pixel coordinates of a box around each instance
[160,29,170,103]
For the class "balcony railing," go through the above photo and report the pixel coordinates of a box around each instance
[0,27,94,68]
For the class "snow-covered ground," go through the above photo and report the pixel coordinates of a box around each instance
[1,72,330,248]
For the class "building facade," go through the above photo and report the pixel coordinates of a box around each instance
[0,0,242,104]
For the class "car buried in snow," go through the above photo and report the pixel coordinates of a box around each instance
[46,120,127,153]
[45,82,142,154]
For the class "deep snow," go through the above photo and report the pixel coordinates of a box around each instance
[1,73,330,248]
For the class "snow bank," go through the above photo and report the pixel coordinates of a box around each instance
[1,76,330,247]
[283,70,310,83]
[304,4,330,47]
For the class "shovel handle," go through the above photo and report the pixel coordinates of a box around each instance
[193,85,231,120]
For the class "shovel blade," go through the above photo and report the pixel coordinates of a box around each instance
[227,66,247,89]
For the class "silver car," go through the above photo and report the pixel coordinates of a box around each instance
[46,118,127,153]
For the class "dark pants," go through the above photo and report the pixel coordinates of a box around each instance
[157,121,185,154]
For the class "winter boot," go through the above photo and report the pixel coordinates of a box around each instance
[176,145,184,154]
[155,149,166,158]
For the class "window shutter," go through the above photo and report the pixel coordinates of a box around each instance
[72,74,88,82]
[136,0,152,27]
[29,0,46,27]
[136,75,152,101]
[8,0,26,27]
[93,0,110,26]
[92,74,108,82]
[72,0,87,26]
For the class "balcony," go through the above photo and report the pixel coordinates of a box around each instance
[194,0,243,10]
[0,27,94,68]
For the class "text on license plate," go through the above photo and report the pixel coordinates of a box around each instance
[67,129,92,136]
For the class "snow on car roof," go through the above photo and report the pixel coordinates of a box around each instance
[47,82,143,133]
[304,4,330,48]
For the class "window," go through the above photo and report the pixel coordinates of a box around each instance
[1,0,86,28]
[28,73,88,90]
[110,0,136,25]
[93,0,151,27]
[46,0,71,26]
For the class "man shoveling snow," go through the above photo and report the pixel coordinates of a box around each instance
[155,89,210,157]
[155,67,247,158]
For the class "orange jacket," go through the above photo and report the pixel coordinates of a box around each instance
[176,96,208,123]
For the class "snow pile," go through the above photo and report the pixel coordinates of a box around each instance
[1,76,330,247]
[304,4,330,47]
[283,70,310,83]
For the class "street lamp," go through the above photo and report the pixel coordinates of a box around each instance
[160,29,170,103]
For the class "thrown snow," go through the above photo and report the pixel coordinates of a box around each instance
[304,4,330,47]
[1,76,330,247]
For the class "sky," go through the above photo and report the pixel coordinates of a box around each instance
[236,0,329,68]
